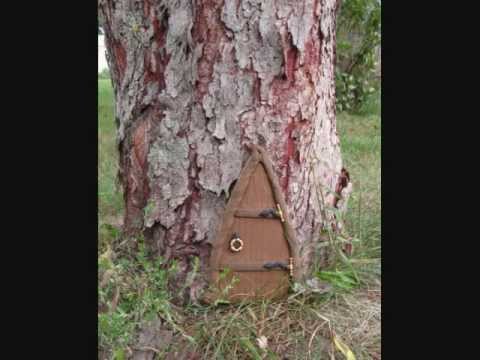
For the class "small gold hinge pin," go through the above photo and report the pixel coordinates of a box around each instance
[288,257,294,277]
[276,203,285,222]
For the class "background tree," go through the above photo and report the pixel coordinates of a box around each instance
[335,0,381,112]
[98,0,351,303]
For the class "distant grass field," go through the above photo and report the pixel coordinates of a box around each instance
[98,78,381,359]
[98,79,123,236]
[339,109,381,262]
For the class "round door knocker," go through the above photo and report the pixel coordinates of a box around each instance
[230,233,243,252]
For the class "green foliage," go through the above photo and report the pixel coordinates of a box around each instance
[317,269,360,291]
[98,241,179,357]
[98,68,111,79]
[336,0,381,113]
[210,267,241,306]
[357,88,381,116]
[336,72,378,113]
[239,337,263,360]
[98,78,123,231]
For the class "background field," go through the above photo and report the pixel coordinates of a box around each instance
[98,78,381,359]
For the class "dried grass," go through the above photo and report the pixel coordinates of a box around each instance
[174,283,381,360]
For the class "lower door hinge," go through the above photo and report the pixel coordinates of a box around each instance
[216,257,294,277]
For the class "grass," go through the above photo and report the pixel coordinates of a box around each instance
[338,107,381,264]
[98,79,123,250]
[98,79,381,360]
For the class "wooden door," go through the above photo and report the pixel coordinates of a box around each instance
[211,162,292,302]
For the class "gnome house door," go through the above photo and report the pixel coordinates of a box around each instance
[209,145,298,302]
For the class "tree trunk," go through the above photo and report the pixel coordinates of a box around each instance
[99,0,351,303]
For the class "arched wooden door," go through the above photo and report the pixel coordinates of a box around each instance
[208,146,298,302]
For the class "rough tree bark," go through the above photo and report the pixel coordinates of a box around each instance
[99,0,352,303]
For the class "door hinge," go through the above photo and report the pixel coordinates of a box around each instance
[216,258,294,276]
[262,257,294,277]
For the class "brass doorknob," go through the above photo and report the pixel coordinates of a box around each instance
[230,233,243,252]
